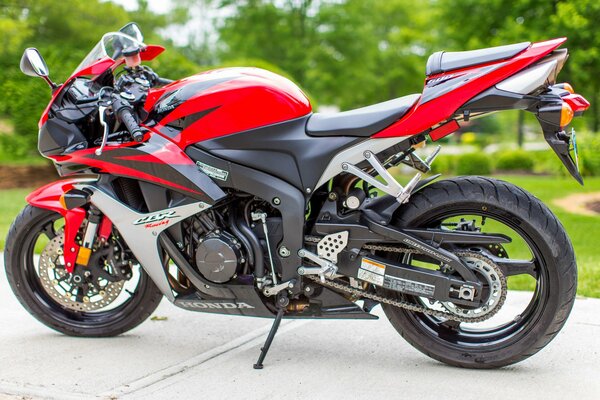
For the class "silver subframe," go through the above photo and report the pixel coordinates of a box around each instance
[314,137,405,188]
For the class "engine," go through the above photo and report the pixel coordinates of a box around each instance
[179,196,281,286]
[195,230,243,283]
[181,209,246,284]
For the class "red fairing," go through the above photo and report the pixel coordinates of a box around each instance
[49,132,207,197]
[144,68,312,147]
[39,45,165,127]
[47,131,228,206]
[374,38,567,138]
[26,179,89,272]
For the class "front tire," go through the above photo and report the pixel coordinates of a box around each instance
[381,176,577,368]
[5,205,163,337]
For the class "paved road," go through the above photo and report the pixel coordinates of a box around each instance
[0,261,599,400]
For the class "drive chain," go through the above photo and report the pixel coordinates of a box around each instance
[303,235,506,323]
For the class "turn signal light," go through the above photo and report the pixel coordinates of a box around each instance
[560,103,574,127]
[59,194,67,210]
[562,83,575,94]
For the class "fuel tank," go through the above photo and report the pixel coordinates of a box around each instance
[143,68,312,148]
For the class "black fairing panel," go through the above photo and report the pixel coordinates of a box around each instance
[192,116,363,190]
[39,118,87,156]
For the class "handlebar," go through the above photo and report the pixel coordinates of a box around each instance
[116,104,144,142]
[156,77,174,85]
[74,70,174,146]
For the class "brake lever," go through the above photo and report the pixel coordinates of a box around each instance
[95,105,109,156]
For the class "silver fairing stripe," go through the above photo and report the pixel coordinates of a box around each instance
[496,60,558,95]
[76,184,210,302]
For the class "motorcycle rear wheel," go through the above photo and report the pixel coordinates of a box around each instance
[381,176,577,368]
[5,205,163,337]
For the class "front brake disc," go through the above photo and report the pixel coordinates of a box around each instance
[38,232,125,312]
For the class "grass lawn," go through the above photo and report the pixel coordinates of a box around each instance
[0,188,30,250]
[496,175,600,298]
[0,175,598,297]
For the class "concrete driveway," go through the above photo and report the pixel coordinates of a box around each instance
[0,261,599,400]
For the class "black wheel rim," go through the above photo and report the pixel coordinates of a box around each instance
[20,211,150,329]
[390,206,551,351]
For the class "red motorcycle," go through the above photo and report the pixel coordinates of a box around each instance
[6,23,589,369]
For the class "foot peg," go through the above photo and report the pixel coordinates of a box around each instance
[297,249,338,282]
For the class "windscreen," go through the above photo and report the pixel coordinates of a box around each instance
[73,31,146,75]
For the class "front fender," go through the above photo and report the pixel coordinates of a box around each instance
[26,179,94,272]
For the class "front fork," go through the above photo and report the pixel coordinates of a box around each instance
[74,207,103,269]
[26,179,111,273]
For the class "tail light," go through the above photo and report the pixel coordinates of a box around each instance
[563,93,591,114]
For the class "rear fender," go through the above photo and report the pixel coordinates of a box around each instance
[26,179,94,272]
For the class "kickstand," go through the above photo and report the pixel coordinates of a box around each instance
[253,307,285,369]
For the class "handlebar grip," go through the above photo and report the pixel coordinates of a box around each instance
[117,107,144,142]
[157,77,174,85]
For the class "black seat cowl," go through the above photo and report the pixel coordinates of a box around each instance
[426,42,531,76]
[306,94,420,137]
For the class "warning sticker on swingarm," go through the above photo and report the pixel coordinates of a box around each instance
[357,258,386,286]
[196,161,229,181]
[383,275,435,297]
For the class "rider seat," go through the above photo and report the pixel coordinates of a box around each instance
[426,42,531,76]
[306,94,420,137]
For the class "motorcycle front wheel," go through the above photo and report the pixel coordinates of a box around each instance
[380,176,577,368]
[4,205,163,337]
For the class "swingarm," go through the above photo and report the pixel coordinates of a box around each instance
[309,219,511,306]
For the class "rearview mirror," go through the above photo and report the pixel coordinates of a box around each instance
[20,48,57,89]
[20,48,49,77]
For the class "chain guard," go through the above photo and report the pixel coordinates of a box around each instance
[304,236,507,323]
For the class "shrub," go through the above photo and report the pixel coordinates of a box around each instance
[0,134,37,162]
[429,154,455,175]
[495,150,535,172]
[455,152,493,175]
[529,150,569,176]
[580,135,600,177]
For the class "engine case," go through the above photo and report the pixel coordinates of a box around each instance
[195,231,243,283]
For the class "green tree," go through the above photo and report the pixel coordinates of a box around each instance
[217,0,317,85]
[0,0,199,158]
[439,0,600,134]
[211,0,435,109]
[550,0,600,132]
[310,0,434,109]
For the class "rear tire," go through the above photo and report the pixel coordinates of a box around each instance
[381,176,577,368]
[5,205,163,337]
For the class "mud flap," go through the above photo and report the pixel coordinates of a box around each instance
[544,130,583,185]
[538,103,583,185]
